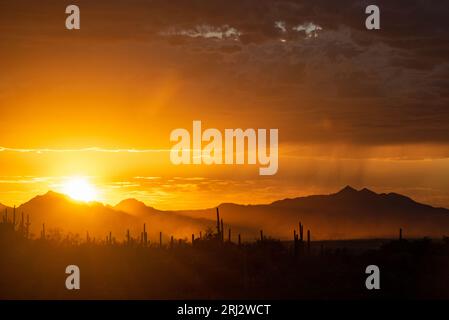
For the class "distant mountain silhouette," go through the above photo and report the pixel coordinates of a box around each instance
[13,191,218,240]
[2,186,449,240]
[176,186,449,239]
[18,191,138,238]
[114,198,162,215]
[114,198,252,239]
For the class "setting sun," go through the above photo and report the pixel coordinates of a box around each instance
[61,177,98,202]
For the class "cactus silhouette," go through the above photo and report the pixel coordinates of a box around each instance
[143,223,148,246]
[216,207,220,238]
[25,214,30,239]
[108,231,112,245]
[12,206,16,229]
[20,212,24,235]
[159,231,162,248]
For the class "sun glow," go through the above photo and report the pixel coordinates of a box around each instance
[61,177,98,202]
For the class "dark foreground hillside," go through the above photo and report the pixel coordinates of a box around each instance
[1,227,449,299]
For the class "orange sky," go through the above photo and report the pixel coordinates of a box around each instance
[0,1,448,209]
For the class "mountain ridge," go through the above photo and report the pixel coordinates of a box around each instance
[2,186,449,240]
[4,185,448,212]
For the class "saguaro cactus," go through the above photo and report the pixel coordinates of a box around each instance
[41,223,46,240]
[20,212,24,235]
[260,230,264,242]
[143,223,148,246]
[159,231,162,247]
[25,214,30,239]
[238,234,241,247]
[216,207,220,237]
[399,228,403,240]
[12,206,16,229]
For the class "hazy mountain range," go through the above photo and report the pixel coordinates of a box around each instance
[1,186,449,241]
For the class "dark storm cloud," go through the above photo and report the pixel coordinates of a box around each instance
[150,0,449,145]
